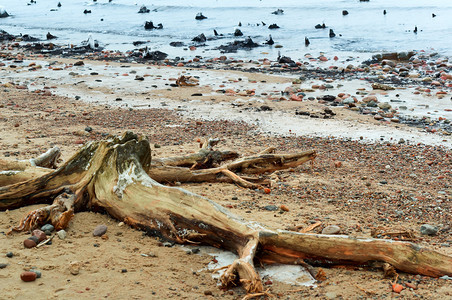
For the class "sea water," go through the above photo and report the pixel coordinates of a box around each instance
[1,0,451,60]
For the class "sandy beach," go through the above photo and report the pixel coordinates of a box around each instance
[0,39,451,299]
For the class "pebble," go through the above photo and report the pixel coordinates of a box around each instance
[32,229,47,242]
[30,269,42,278]
[69,261,81,275]
[280,204,290,212]
[362,95,378,103]
[93,224,108,237]
[6,252,13,258]
[41,224,54,232]
[20,271,37,282]
[57,229,67,240]
[420,224,438,236]
[322,225,341,235]
[264,205,278,211]
[24,239,37,248]
[28,236,39,243]
[0,263,8,269]
[378,102,392,110]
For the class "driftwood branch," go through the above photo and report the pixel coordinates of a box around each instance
[0,132,450,294]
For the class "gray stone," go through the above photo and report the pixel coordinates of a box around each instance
[342,97,354,104]
[0,263,8,269]
[28,236,39,243]
[57,230,67,240]
[264,205,278,211]
[378,102,392,110]
[322,225,341,235]
[420,224,438,236]
[6,252,13,258]
[41,224,54,232]
[367,101,377,107]
[30,269,42,278]
[93,224,107,237]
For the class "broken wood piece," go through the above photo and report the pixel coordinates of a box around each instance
[36,234,55,248]
[299,221,322,233]
[315,268,327,281]
[382,262,397,278]
[176,75,199,86]
[354,284,377,295]
[220,169,261,189]
[0,147,60,186]
[241,289,273,300]
[29,146,61,168]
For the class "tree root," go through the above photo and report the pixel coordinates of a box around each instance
[9,190,75,233]
[221,238,263,293]
[1,132,451,295]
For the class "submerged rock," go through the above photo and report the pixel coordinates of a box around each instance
[216,37,259,53]
[138,5,150,13]
[195,12,207,20]
[192,33,206,43]
[0,8,9,18]
[144,21,163,30]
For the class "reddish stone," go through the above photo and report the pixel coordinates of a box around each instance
[32,229,47,242]
[23,239,37,249]
[280,205,290,212]
[20,271,37,282]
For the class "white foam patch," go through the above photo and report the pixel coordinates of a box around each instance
[185,245,316,287]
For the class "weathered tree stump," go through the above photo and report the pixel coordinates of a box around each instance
[1,132,450,294]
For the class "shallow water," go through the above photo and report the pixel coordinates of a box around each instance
[1,0,451,60]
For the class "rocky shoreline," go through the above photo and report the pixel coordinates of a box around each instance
[1,29,451,138]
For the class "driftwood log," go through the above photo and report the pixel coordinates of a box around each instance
[1,132,451,294]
